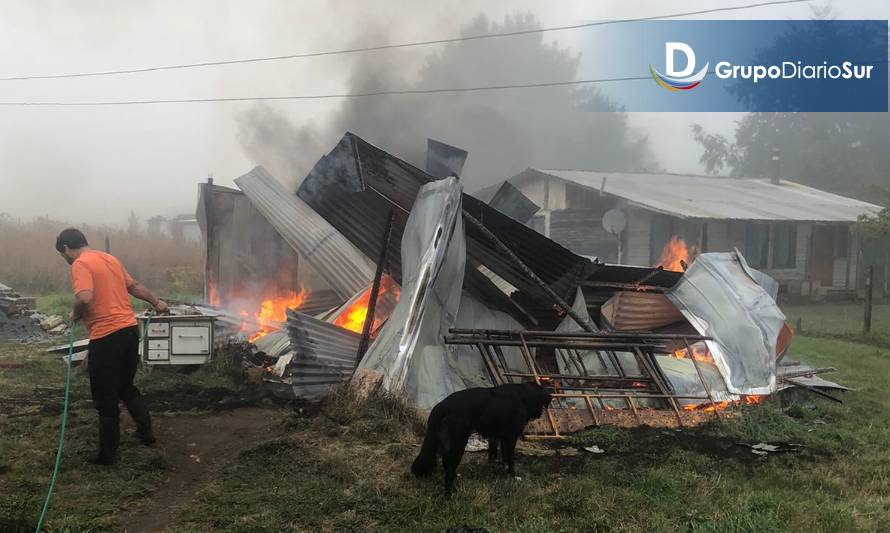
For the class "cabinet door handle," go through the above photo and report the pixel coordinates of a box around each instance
[177,334,205,339]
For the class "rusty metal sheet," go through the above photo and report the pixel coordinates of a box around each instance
[600,292,685,332]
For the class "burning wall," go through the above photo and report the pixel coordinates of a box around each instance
[656,235,698,272]
[197,181,302,311]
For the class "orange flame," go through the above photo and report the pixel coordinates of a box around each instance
[656,236,692,272]
[671,342,715,365]
[683,395,765,411]
[334,276,401,334]
[246,289,307,343]
[683,400,730,412]
[742,395,765,406]
[208,282,221,307]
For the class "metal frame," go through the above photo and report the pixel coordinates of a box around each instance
[445,328,722,438]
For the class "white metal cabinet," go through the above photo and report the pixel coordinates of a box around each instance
[171,326,210,355]
[139,315,215,366]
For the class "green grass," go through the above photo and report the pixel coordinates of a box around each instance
[172,336,890,533]
[783,302,890,346]
[0,341,257,532]
[2,327,890,531]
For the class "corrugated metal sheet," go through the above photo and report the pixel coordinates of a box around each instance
[522,169,883,222]
[600,292,684,331]
[581,263,683,317]
[461,192,595,328]
[297,132,594,329]
[234,165,373,301]
[476,264,517,296]
[252,330,291,357]
[284,310,361,398]
[426,139,468,178]
[487,181,540,223]
[298,133,418,284]
[298,289,346,317]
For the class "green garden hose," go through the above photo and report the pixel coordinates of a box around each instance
[34,314,152,532]
[34,325,74,533]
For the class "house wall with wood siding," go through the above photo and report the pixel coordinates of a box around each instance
[508,172,859,295]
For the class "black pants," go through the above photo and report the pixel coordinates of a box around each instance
[88,326,152,455]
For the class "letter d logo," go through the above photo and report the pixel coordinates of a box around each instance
[649,42,709,92]
[666,42,695,77]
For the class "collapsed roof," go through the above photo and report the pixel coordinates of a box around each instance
[295,132,594,330]
[220,132,844,420]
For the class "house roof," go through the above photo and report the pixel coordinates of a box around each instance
[518,169,883,222]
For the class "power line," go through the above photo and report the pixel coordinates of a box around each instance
[0,76,652,106]
[3,57,886,106]
[0,0,812,82]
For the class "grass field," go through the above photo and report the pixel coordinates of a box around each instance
[1,318,889,531]
[783,302,890,346]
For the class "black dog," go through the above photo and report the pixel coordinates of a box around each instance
[411,382,552,496]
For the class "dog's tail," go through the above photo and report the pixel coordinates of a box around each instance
[411,408,443,477]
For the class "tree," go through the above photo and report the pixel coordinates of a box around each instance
[692,113,890,200]
[692,9,889,200]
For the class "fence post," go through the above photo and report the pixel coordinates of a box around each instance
[864,265,874,334]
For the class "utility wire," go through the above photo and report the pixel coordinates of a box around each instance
[0,76,651,106]
[0,0,811,82]
[3,57,886,106]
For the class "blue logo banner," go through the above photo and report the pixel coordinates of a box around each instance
[582,20,888,112]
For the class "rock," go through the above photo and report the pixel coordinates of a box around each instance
[48,324,69,335]
[41,315,65,331]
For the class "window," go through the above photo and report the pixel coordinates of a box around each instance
[745,223,769,267]
[772,224,797,268]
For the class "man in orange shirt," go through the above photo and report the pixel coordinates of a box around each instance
[56,228,169,465]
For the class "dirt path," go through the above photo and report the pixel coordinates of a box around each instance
[120,407,284,533]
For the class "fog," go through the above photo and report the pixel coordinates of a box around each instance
[0,0,883,225]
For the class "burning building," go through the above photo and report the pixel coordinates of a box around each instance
[193,132,846,436]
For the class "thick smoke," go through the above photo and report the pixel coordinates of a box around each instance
[237,13,657,190]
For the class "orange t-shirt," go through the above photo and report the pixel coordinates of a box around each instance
[71,250,137,340]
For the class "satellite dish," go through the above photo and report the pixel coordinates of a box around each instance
[602,209,626,236]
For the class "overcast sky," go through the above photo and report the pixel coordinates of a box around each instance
[0,0,884,225]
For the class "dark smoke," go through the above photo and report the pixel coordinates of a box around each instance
[237,13,657,190]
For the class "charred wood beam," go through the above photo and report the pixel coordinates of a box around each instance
[461,210,597,333]
[500,371,654,384]
[356,210,394,365]
[448,328,711,341]
[445,338,670,351]
[581,281,667,293]
[635,266,667,286]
